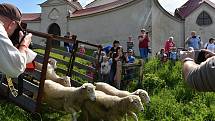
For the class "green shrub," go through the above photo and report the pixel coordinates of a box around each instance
[143,73,166,95]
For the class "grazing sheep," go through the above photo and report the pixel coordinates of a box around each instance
[95,82,150,104]
[82,91,144,121]
[43,80,96,121]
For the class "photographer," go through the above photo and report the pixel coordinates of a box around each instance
[0,3,33,77]
[181,49,215,91]
[185,31,201,50]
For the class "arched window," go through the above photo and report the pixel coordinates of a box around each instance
[196,11,212,26]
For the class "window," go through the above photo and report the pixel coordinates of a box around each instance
[196,11,212,26]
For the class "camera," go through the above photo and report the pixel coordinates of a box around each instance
[9,22,27,46]
[195,50,207,64]
[180,49,206,64]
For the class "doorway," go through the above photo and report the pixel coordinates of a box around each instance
[48,23,61,47]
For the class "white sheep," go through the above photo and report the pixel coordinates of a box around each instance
[43,80,96,121]
[82,90,144,121]
[95,82,150,104]
[34,58,71,87]
[54,76,71,87]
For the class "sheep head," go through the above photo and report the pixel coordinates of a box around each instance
[126,95,144,112]
[133,89,150,104]
[81,83,96,101]
[48,58,57,69]
[55,76,71,87]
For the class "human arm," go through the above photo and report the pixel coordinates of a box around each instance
[0,24,32,77]
[181,49,215,91]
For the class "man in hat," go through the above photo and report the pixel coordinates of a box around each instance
[0,3,33,77]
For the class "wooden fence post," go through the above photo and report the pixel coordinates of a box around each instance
[36,37,52,112]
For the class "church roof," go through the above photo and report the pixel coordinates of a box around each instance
[85,0,118,8]
[175,0,215,19]
[21,13,41,22]
[21,0,135,20]
[71,0,135,17]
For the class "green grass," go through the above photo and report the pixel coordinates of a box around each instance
[0,50,215,121]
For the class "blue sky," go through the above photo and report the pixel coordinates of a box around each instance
[0,0,214,13]
[0,0,93,13]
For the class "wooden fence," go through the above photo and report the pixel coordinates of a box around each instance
[0,28,143,114]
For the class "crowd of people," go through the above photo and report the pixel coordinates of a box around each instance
[93,40,136,89]
[156,31,215,65]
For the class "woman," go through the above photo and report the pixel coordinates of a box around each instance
[204,38,215,53]
[109,47,125,89]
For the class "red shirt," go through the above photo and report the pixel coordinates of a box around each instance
[164,40,175,53]
[139,35,149,48]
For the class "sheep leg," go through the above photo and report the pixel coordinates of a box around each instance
[128,112,138,121]
[124,113,128,121]
[72,111,77,121]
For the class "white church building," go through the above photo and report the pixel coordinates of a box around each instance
[22,0,215,54]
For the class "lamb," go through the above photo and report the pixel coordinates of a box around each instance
[82,90,144,121]
[95,82,150,104]
[35,58,59,80]
[43,80,96,121]
[54,76,71,87]
[35,58,71,87]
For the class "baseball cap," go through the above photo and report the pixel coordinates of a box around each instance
[128,49,133,52]
[0,3,22,22]
[141,28,146,32]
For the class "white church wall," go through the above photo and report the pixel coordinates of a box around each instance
[68,0,152,55]
[185,3,215,47]
[152,0,185,54]
[26,22,45,45]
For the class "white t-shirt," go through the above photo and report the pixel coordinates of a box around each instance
[0,21,28,77]
[204,43,215,53]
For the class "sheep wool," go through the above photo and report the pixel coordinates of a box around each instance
[95,82,150,104]
[43,81,96,121]
[82,91,144,121]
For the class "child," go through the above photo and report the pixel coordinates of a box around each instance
[79,44,86,55]
[127,49,135,63]
[169,47,178,65]
[123,49,135,89]
[157,48,168,64]
[100,56,111,82]
[86,62,94,79]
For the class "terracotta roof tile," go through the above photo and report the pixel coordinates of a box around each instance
[71,0,134,17]
[21,13,41,22]
[175,0,215,19]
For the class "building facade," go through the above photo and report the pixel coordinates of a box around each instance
[22,0,215,54]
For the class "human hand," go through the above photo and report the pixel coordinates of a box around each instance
[179,49,195,62]
[19,31,32,48]
[201,49,215,59]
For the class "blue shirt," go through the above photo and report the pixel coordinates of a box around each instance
[103,45,112,54]
[187,36,201,50]
[170,52,177,60]
[128,56,135,63]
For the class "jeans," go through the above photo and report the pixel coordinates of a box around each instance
[139,48,148,60]
[109,67,116,85]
